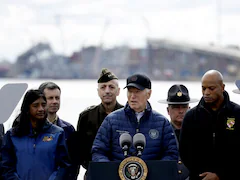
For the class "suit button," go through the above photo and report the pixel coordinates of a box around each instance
[178,170,182,174]
[178,160,182,164]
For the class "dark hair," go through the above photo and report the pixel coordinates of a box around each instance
[38,82,61,93]
[12,89,46,136]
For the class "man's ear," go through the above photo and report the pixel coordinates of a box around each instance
[117,87,120,96]
[167,107,170,115]
[222,83,225,92]
[147,89,152,99]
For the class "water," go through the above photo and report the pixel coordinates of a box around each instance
[1,78,240,180]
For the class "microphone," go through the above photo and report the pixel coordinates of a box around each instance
[119,133,132,157]
[133,133,146,157]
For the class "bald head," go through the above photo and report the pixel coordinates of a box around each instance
[201,70,225,110]
[201,70,223,85]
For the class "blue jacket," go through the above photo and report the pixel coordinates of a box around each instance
[56,118,75,140]
[1,121,69,180]
[56,118,79,180]
[92,102,178,162]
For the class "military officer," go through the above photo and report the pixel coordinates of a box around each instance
[74,68,123,179]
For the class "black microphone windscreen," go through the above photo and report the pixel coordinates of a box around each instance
[133,133,146,148]
[119,133,132,148]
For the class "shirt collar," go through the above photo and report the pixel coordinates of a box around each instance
[47,115,58,125]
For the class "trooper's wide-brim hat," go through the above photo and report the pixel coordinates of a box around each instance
[232,80,240,94]
[158,84,198,104]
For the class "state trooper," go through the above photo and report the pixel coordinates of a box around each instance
[158,84,198,180]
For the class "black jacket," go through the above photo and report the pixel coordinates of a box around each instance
[68,102,123,169]
[179,91,240,180]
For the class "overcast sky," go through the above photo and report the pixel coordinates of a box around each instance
[1,0,240,62]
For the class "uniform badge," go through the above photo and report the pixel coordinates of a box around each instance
[177,91,182,97]
[149,129,159,139]
[43,136,53,142]
[226,118,235,130]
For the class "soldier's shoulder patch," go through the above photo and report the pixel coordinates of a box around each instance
[85,105,97,111]
[80,105,97,115]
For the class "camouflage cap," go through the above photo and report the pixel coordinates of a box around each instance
[97,68,118,83]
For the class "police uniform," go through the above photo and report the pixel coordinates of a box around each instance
[172,124,189,180]
[158,84,198,180]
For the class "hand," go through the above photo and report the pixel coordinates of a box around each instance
[199,172,219,180]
